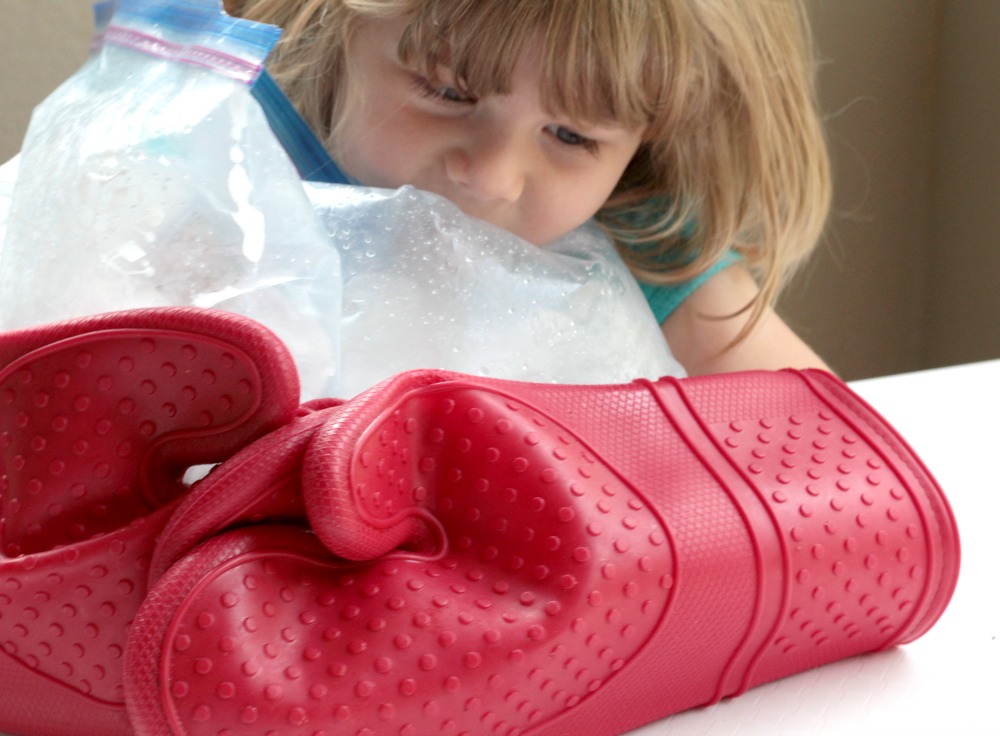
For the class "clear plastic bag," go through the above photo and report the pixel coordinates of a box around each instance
[306,184,682,397]
[0,0,681,402]
[0,0,341,398]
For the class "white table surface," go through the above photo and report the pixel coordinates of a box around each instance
[628,359,1000,735]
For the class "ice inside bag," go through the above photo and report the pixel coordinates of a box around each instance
[0,0,682,401]
[0,0,342,398]
[306,183,682,397]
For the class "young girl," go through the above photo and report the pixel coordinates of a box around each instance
[227,0,833,376]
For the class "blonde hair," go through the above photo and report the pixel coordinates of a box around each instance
[229,0,831,329]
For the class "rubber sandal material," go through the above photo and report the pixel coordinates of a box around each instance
[125,368,959,736]
[0,307,300,736]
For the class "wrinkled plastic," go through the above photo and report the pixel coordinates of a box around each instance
[307,183,682,397]
[0,0,341,398]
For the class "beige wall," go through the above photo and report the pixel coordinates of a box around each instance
[0,1,92,164]
[923,2,1000,371]
[2,1,998,380]
[785,0,1000,379]
[783,0,941,379]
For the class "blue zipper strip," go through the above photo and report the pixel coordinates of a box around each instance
[95,1,348,184]
[252,70,351,185]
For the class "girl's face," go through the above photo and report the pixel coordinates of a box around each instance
[335,18,646,246]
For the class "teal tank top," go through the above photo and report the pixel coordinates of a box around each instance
[636,250,741,324]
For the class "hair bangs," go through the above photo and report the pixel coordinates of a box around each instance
[397,1,544,98]
[396,0,668,130]
[538,1,670,130]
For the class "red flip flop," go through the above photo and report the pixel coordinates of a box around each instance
[125,368,959,736]
[0,307,299,736]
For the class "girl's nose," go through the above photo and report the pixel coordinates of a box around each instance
[445,132,527,203]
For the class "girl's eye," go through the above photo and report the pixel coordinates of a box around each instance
[547,124,599,153]
[434,85,471,103]
[412,75,475,105]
